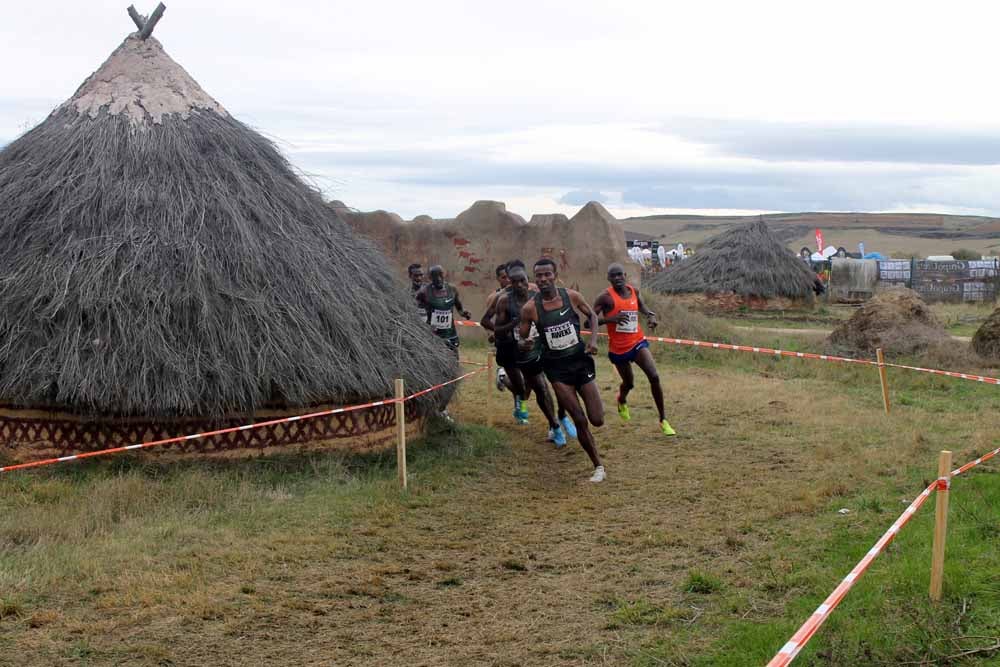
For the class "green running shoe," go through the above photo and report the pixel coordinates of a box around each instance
[660,419,676,436]
[616,395,630,422]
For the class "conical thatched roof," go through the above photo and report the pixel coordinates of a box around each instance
[647,219,816,300]
[0,22,457,418]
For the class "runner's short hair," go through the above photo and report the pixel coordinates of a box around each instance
[507,264,527,278]
[407,263,421,274]
[495,263,508,277]
[533,257,557,273]
[506,258,526,272]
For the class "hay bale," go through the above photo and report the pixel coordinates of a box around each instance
[827,288,949,356]
[971,307,1000,360]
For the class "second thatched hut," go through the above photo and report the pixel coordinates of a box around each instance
[646,219,818,311]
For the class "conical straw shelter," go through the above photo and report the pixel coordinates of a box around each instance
[646,219,817,310]
[0,7,457,455]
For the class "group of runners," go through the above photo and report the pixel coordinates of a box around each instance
[409,258,674,483]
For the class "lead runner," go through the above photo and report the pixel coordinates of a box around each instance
[519,257,606,482]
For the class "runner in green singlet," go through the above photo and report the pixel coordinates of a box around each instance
[519,257,607,482]
[416,265,471,353]
[494,265,566,445]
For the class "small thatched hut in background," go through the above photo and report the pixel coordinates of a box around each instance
[646,219,817,311]
[0,9,457,458]
[972,307,1000,361]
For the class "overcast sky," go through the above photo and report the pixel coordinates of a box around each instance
[3,0,1000,219]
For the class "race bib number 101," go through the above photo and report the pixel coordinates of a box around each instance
[431,309,453,330]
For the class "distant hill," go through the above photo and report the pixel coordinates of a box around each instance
[621,211,1000,257]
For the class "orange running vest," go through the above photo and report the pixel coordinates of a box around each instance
[605,285,645,354]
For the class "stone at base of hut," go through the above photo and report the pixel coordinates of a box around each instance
[972,307,1000,360]
[666,292,813,313]
[827,288,948,356]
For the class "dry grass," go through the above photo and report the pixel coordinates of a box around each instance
[1,339,999,665]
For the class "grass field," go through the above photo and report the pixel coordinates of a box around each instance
[2,332,1000,666]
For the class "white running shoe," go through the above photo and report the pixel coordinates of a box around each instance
[589,466,606,483]
[496,367,507,391]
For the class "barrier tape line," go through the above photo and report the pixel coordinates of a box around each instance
[0,367,488,475]
[768,443,999,666]
[455,321,1000,386]
[767,483,937,667]
[952,446,1000,477]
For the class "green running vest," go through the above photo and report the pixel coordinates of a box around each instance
[534,288,584,361]
[426,285,457,340]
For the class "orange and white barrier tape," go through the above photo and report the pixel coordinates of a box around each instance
[455,321,1000,386]
[766,482,936,666]
[951,445,1000,477]
[0,368,486,475]
[768,444,999,666]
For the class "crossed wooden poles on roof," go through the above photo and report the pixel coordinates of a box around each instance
[127,3,167,40]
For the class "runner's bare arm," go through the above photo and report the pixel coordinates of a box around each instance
[570,290,599,355]
[479,291,499,331]
[592,292,620,327]
[415,286,428,307]
[453,290,472,321]
[492,294,518,336]
[635,289,658,329]
[517,300,537,351]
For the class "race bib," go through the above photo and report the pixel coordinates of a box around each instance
[617,310,639,333]
[514,322,537,342]
[544,321,579,351]
[416,305,428,320]
[431,309,453,330]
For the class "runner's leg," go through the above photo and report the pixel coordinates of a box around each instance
[551,381,602,468]
[634,347,666,421]
[615,359,635,404]
[526,371,559,429]
[577,380,605,427]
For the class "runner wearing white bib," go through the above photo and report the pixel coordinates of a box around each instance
[519,257,607,483]
[494,265,568,445]
[594,263,675,437]
[416,265,470,353]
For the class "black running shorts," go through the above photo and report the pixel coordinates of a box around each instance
[517,356,545,378]
[543,354,596,389]
[495,340,519,369]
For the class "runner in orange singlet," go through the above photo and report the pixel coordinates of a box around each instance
[593,263,676,436]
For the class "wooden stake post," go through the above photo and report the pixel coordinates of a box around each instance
[485,352,494,426]
[876,348,891,415]
[394,378,407,490]
[929,450,952,601]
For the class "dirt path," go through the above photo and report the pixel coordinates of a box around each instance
[10,353,994,666]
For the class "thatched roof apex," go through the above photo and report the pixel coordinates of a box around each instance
[647,219,817,300]
[60,35,226,125]
[0,16,457,418]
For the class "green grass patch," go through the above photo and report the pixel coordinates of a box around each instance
[693,470,1000,666]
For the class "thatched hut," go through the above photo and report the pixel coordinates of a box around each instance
[646,219,817,311]
[0,9,457,457]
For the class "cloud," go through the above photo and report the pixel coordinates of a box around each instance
[557,190,608,205]
[665,118,1000,166]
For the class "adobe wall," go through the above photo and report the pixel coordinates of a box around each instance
[336,200,639,317]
